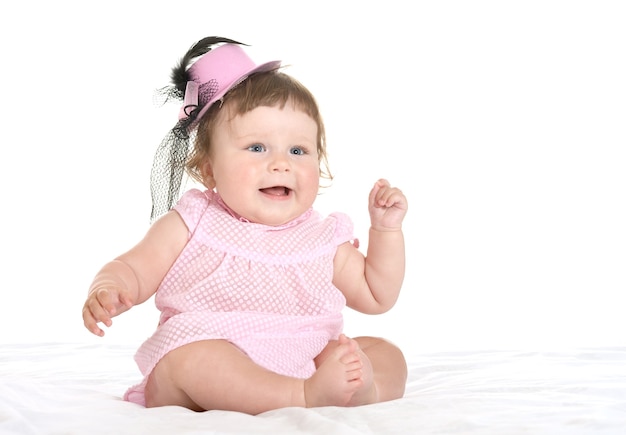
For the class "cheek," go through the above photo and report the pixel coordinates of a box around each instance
[215,164,254,191]
[302,165,321,191]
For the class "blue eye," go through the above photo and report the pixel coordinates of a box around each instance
[290,147,307,155]
[248,144,265,152]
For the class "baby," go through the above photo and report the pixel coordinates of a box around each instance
[82,36,408,414]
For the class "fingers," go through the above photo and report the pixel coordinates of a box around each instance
[368,179,408,231]
[369,179,407,209]
[82,287,132,337]
[82,303,105,337]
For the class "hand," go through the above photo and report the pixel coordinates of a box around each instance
[82,285,134,337]
[368,179,408,231]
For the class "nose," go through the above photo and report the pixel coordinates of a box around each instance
[269,153,291,172]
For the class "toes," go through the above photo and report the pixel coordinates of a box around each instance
[340,351,361,365]
[337,335,359,354]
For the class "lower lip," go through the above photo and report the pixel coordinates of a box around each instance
[260,190,291,200]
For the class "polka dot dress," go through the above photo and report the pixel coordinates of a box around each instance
[124,189,354,405]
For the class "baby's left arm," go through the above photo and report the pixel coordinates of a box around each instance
[333,179,408,314]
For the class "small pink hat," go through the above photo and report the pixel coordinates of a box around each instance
[179,43,281,125]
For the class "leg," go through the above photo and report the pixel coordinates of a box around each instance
[314,336,407,406]
[144,338,364,414]
[354,336,407,402]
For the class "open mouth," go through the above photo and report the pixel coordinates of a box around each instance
[260,186,291,197]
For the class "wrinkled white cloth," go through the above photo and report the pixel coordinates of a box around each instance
[1,343,625,434]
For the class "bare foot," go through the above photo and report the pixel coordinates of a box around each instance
[303,334,363,407]
[346,344,378,406]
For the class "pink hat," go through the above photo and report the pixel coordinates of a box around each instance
[178,43,281,124]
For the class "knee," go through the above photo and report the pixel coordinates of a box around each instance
[356,336,408,398]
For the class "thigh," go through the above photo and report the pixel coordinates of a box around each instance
[144,339,305,413]
[144,339,247,410]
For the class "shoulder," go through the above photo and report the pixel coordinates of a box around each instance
[327,212,355,245]
[173,189,214,233]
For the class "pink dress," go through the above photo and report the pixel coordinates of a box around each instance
[124,189,354,405]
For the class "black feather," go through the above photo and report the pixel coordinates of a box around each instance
[170,36,247,94]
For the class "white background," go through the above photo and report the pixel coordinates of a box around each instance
[0,1,624,354]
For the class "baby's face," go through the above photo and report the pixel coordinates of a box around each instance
[206,103,320,226]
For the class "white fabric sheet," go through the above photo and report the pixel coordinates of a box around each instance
[1,343,625,434]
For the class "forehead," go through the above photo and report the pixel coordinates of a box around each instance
[220,96,309,119]
[217,101,316,131]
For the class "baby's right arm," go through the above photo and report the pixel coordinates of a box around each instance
[82,210,189,336]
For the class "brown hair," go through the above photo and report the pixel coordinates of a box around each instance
[185,70,332,187]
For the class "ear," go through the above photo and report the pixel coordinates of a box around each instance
[202,159,216,189]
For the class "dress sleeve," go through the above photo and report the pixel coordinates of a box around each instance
[173,189,211,236]
[329,212,356,246]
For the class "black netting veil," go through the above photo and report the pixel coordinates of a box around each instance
[149,36,245,222]
[149,117,195,222]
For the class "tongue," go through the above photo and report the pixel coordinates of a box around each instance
[261,186,288,196]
